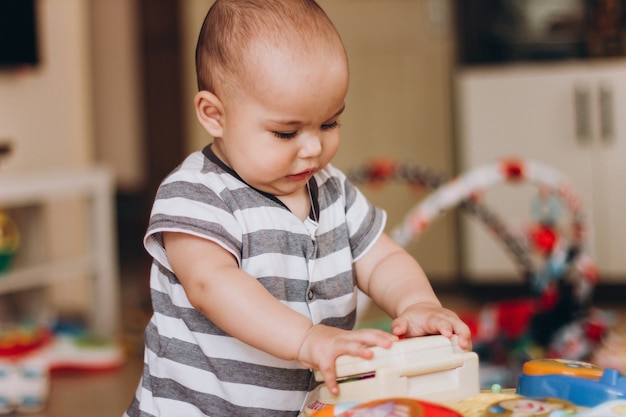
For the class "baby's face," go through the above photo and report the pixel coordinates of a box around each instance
[213,42,349,199]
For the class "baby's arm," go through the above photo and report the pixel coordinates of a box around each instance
[356,233,471,348]
[163,232,396,394]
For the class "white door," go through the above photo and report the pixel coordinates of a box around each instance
[588,61,626,278]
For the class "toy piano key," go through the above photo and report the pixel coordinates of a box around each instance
[312,335,479,406]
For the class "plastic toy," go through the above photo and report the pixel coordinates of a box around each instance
[484,398,626,417]
[449,388,521,417]
[0,325,51,358]
[385,158,595,306]
[484,397,577,417]
[44,333,125,373]
[300,336,479,416]
[0,359,47,415]
[310,397,463,417]
[0,331,123,414]
[516,359,626,407]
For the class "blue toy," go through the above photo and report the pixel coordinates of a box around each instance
[517,359,626,408]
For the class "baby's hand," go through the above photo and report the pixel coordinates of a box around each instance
[390,303,472,350]
[297,325,397,395]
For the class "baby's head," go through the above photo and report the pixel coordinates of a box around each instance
[195,0,347,98]
[194,0,349,198]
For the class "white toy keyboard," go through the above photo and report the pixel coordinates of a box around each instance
[302,335,479,416]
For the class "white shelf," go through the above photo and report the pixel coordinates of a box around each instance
[0,256,93,293]
[0,168,120,336]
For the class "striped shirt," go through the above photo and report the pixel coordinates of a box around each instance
[125,145,386,417]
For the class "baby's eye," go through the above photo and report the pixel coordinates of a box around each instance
[321,121,340,131]
[272,130,298,140]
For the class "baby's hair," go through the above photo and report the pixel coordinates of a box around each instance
[195,0,344,95]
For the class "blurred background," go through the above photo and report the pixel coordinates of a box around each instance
[1,0,626,415]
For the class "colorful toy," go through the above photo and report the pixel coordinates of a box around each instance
[310,397,463,417]
[0,325,51,358]
[44,333,125,373]
[0,328,124,414]
[516,359,626,408]
[300,336,479,416]
[385,158,596,305]
[484,397,577,417]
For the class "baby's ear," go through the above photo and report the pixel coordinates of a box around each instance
[195,90,224,137]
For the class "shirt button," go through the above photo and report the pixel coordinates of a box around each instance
[307,289,314,301]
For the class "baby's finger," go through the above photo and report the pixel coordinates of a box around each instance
[316,358,339,395]
[390,317,409,336]
[453,322,472,349]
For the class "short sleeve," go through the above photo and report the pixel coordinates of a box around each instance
[143,168,244,270]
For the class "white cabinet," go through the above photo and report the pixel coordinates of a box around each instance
[455,59,626,283]
[0,168,120,336]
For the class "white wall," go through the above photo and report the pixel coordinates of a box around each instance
[0,0,92,173]
[0,0,94,315]
[89,0,145,191]
[181,0,215,154]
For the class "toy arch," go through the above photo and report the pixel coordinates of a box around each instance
[387,158,597,304]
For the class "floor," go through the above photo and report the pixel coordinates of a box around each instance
[21,257,626,417]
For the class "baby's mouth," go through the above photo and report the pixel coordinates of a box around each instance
[287,170,314,181]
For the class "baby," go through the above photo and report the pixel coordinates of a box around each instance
[125,1,471,416]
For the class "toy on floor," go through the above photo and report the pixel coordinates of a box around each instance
[516,359,626,408]
[0,325,51,358]
[350,157,608,385]
[300,335,479,417]
[0,359,47,415]
[0,322,124,373]
[44,332,125,373]
[0,323,124,414]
